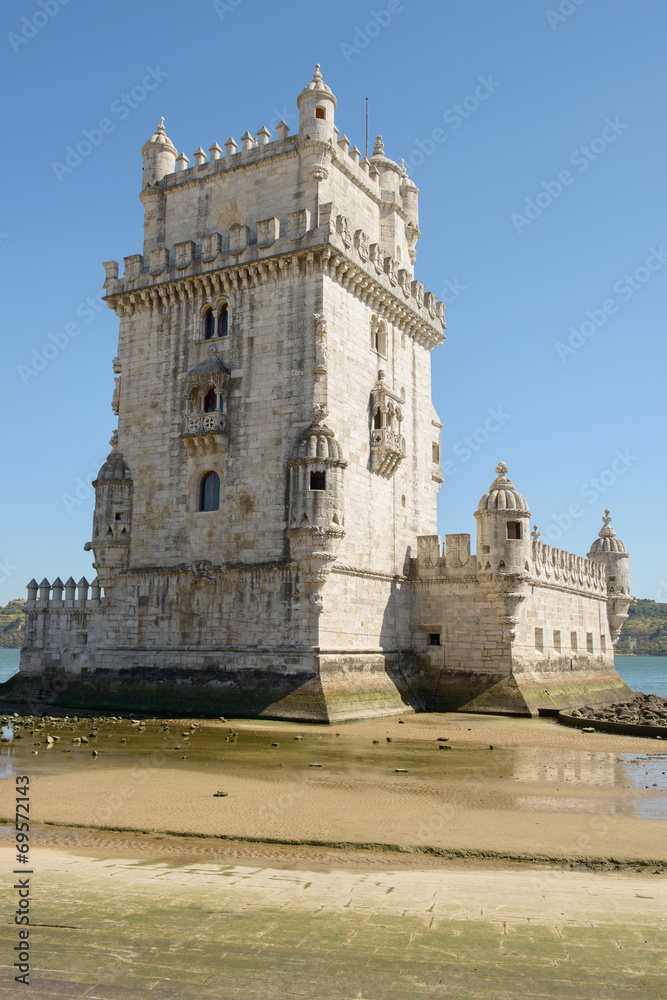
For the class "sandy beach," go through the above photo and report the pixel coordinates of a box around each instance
[1,710,666,862]
[1,711,667,998]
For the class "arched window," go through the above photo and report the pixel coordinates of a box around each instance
[204,308,215,340]
[218,304,229,338]
[373,409,382,429]
[203,388,217,413]
[199,471,220,512]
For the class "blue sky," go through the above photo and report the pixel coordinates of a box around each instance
[1,0,665,604]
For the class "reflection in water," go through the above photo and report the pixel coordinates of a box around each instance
[0,717,665,821]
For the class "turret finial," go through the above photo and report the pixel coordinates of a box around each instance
[599,509,616,537]
[157,117,165,134]
[313,63,322,82]
[495,461,509,478]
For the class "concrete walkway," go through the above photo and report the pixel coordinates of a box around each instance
[1,846,666,999]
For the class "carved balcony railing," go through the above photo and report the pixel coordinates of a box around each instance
[370,427,406,477]
[182,411,229,455]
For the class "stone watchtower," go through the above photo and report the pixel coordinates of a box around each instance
[18,66,446,720]
[587,510,631,642]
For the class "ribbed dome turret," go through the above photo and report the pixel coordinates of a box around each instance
[477,462,529,513]
[296,420,342,461]
[588,510,627,554]
[141,117,177,154]
[95,434,131,483]
[297,64,336,105]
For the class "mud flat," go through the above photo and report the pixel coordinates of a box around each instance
[1,710,666,863]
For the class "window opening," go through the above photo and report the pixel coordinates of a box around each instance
[535,627,544,652]
[428,633,441,646]
[309,471,326,491]
[199,471,220,511]
[553,630,561,653]
[218,304,228,338]
[507,521,522,540]
[570,631,578,652]
[586,632,594,654]
[203,389,217,413]
[204,308,215,340]
[315,107,326,120]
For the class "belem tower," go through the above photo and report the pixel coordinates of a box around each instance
[15,66,633,721]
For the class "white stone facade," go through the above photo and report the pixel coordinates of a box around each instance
[17,69,631,719]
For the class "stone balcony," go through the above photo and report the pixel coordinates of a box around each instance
[370,427,406,477]
[182,412,229,455]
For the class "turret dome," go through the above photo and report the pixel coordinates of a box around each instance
[588,510,627,554]
[141,117,176,154]
[477,462,530,513]
[297,64,336,106]
[296,419,343,461]
[95,433,131,483]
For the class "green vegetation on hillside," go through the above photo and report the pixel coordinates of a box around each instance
[0,599,25,648]
[615,599,667,656]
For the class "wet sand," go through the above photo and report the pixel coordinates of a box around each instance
[2,711,666,862]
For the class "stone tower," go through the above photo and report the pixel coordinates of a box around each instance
[16,68,632,721]
[17,66,446,720]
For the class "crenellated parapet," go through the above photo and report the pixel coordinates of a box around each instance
[528,534,607,595]
[23,576,103,651]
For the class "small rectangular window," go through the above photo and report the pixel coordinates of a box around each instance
[432,442,440,463]
[315,107,326,119]
[535,627,544,652]
[586,632,594,654]
[609,576,616,582]
[553,630,561,652]
[571,631,578,652]
[507,521,522,540]
[600,634,607,652]
[310,471,326,491]
[428,633,441,646]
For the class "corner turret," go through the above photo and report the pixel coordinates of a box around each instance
[297,64,337,144]
[474,462,531,575]
[141,117,177,188]
[588,510,631,642]
[84,432,133,588]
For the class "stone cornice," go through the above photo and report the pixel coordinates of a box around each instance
[104,244,445,351]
